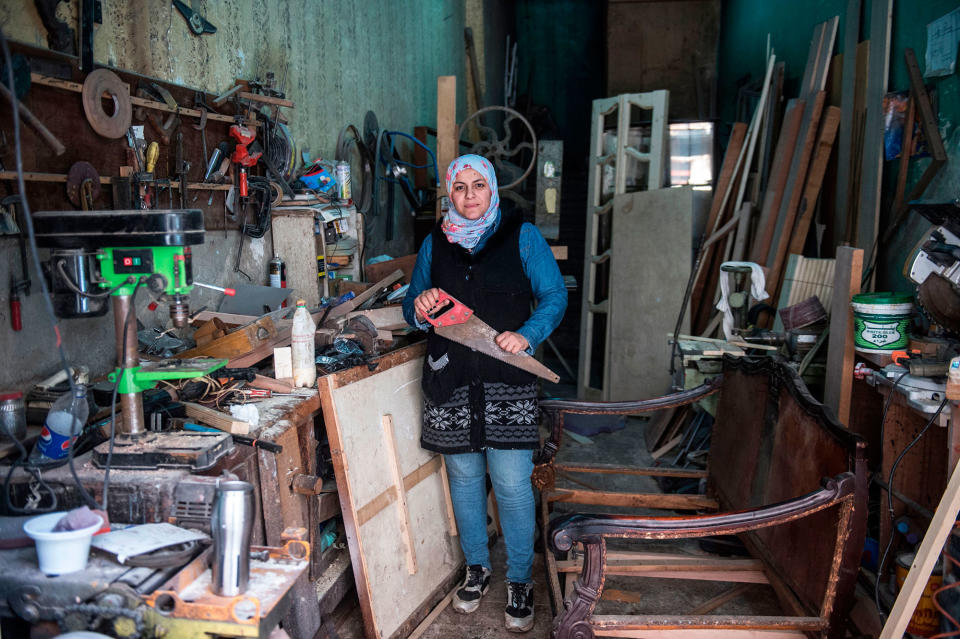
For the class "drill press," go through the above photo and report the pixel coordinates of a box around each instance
[32,208,233,470]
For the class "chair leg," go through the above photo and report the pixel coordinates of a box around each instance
[552,539,605,639]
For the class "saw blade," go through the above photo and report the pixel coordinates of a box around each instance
[917,273,960,332]
[436,316,560,383]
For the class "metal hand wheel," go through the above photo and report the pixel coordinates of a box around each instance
[457,106,537,190]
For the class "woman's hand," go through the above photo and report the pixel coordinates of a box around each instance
[414,288,443,321]
[495,331,529,354]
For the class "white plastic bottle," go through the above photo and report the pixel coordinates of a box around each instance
[31,386,89,462]
[291,299,317,388]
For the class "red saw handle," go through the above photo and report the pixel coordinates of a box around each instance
[423,290,474,327]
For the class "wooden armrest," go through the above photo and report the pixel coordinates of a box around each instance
[548,473,855,553]
[534,376,722,466]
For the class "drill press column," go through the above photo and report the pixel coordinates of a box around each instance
[113,294,145,438]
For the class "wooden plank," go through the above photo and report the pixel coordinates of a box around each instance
[438,457,458,537]
[363,254,417,286]
[551,245,568,260]
[891,96,915,215]
[692,123,748,334]
[382,414,418,575]
[834,0,862,242]
[407,585,456,639]
[731,55,777,217]
[823,247,863,425]
[345,305,404,329]
[594,630,808,639]
[237,91,294,108]
[555,462,706,479]
[689,584,754,615]
[559,557,764,572]
[856,0,892,267]
[326,269,404,319]
[546,488,718,510]
[183,402,249,435]
[750,100,805,264]
[30,72,249,127]
[271,212,320,308]
[880,458,960,639]
[765,90,826,270]
[436,75,457,219]
[650,433,685,460]
[319,355,460,638]
[607,187,693,400]
[556,561,769,583]
[771,105,842,301]
[177,316,278,360]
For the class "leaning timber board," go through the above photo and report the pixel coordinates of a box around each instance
[318,342,461,639]
[607,187,693,400]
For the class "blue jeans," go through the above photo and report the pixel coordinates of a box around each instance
[444,449,535,583]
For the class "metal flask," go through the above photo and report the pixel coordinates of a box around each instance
[210,480,255,596]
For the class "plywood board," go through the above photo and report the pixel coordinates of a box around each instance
[436,76,457,220]
[857,0,892,266]
[319,343,461,638]
[608,187,693,400]
[824,247,863,426]
[271,211,320,308]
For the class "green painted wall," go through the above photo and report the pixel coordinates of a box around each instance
[718,0,960,292]
[515,0,605,159]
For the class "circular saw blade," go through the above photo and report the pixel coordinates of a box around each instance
[917,273,960,332]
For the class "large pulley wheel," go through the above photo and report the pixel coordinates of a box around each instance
[457,106,537,190]
[82,69,132,139]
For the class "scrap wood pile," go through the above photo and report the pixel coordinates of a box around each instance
[179,266,412,376]
[687,14,946,343]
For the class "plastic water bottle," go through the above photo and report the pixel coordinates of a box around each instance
[291,300,317,388]
[31,387,89,462]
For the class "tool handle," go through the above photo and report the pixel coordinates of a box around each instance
[10,297,20,331]
[422,290,474,328]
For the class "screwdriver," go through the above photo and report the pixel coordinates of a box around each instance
[240,389,300,398]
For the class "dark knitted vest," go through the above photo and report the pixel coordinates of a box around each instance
[422,213,535,405]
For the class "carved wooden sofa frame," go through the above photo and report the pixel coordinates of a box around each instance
[534,356,867,639]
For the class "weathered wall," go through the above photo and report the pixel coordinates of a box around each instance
[0,0,476,388]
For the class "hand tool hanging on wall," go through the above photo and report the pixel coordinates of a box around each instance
[424,290,560,382]
[230,123,260,203]
[66,161,100,210]
[0,81,65,155]
[172,0,217,35]
[1,195,30,331]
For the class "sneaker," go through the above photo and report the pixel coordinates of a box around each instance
[504,581,534,632]
[452,564,491,614]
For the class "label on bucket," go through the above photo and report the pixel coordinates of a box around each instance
[853,317,909,351]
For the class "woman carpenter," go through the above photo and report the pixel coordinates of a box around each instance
[402,154,567,632]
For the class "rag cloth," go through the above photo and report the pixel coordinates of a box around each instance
[715,261,769,341]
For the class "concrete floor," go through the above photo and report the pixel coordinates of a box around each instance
[328,415,781,638]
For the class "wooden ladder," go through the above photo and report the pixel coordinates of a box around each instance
[577,90,669,400]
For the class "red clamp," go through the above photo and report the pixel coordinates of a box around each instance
[422,290,473,328]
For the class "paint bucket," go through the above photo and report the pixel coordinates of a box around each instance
[851,292,913,353]
[895,552,943,636]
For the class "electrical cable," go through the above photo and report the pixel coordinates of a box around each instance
[56,259,134,298]
[875,388,949,621]
[0,27,93,513]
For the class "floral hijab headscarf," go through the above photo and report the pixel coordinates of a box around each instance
[441,154,500,251]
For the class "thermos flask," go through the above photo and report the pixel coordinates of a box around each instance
[211,480,255,596]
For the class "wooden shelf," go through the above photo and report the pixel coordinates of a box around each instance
[30,72,258,127]
[0,170,232,191]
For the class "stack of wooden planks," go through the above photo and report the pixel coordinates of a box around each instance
[689,17,841,336]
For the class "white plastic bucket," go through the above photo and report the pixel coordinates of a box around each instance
[23,512,103,575]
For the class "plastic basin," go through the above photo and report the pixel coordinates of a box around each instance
[23,512,104,575]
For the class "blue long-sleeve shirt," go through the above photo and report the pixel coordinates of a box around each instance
[402,222,567,353]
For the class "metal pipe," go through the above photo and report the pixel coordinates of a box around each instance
[112,295,144,438]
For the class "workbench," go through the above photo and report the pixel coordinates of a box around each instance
[0,390,350,639]
[846,351,958,557]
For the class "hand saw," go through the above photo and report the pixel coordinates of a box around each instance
[423,290,560,383]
